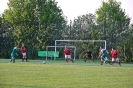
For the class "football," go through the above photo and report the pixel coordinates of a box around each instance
[43,61,46,64]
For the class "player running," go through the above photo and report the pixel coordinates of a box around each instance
[98,47,111,65]
[110,47,121,66]
[84,49,94,62]
[9,45,19,63]
[64,47,74,64]
[21,43,28,62]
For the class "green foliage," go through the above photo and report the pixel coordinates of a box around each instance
[70,13,100,40]
[96,0,130,47]
[0,15,15,58]
[0,0,133,62]
[2,0,66,59]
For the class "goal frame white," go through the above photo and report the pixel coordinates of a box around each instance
[54,40,106,60]
[46,46,76,60]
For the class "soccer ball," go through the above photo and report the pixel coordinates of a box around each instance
[43,61,46,64]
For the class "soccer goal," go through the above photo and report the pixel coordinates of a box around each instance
[54,40,106,60]
[46,46,76,60]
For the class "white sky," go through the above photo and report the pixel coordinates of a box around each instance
[0,0,133,23]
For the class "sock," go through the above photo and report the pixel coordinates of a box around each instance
[84,58,87,62]
[22,58,24,61]
[101,61,103,65]
[13,59,15,63]
[66,59,68,63]
[71,59,74,63]
[26,58,28,61]
[112,61,114,65]
[118,62,121,66]
[92,58,94,62]
[10,59,12,62]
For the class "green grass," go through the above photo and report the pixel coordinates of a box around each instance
[0,59,133,88]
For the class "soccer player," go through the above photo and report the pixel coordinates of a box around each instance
[110,47,121,66]
[98,47,111,65]
[84,49,94,62]
[64,47,74,64]
[9,45,19,63]
[21,43,28,62]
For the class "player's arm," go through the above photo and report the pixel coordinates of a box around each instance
[98,51,102,58]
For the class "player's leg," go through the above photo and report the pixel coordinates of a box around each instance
[100,58,103,65]
[111,58,115,66]
[105,57,111,65]
[68,55,74,63]
[10,54,14,63]
[116,58,121,66]
[13,58,15,63]
[101,55,105,65]
[22,53,24,62]
[10,57,13,63]
[65,55,68,64]
[24,53,28,61]
[84,56,88,62]
[91,56,94,62]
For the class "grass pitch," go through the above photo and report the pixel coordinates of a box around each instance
[0,59,133,88]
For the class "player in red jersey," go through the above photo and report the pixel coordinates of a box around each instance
[64,47,74,64]
[110,47,121,66]
[21,43,28,62]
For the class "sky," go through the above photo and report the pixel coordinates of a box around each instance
[0,0,133,24]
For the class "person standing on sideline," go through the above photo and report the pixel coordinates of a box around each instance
[64,47,74,64]
[99,47,111,65]
[84,49,94,62]
[110,47,121,66]
[9,45,19,63]
[21,43,28,62]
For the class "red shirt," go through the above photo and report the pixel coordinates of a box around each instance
[64,49,70,55]
[21,46,26,53]
[111,50,119,58]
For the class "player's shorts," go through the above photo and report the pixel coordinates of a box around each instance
[112,57,119,62]
[22,52,26,57]
[11,53,15,59]
[101,57,108,61]
[86,55,92,59]
[65,55,71,59]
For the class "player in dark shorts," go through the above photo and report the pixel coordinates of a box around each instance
[84,49,94,62]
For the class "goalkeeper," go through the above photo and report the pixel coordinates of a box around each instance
[84,49,94,62]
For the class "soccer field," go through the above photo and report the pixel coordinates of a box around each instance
[0,59,133,88]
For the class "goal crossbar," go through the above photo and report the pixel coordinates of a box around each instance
[54,40,106,60]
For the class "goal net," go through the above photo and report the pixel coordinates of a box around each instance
[54,40,106,60]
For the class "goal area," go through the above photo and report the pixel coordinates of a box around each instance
[54,40,106,60]
[46,46,76,60]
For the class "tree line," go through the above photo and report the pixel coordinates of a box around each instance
[0,0,133,62]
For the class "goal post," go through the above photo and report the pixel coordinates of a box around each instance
[46,46,76,60]
[54,40,106,60]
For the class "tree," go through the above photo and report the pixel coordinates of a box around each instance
[62,13,103,59]
[3,0,66,59]
[96,0,130,48]
[70,13,100,40]
[0,15,15,58]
